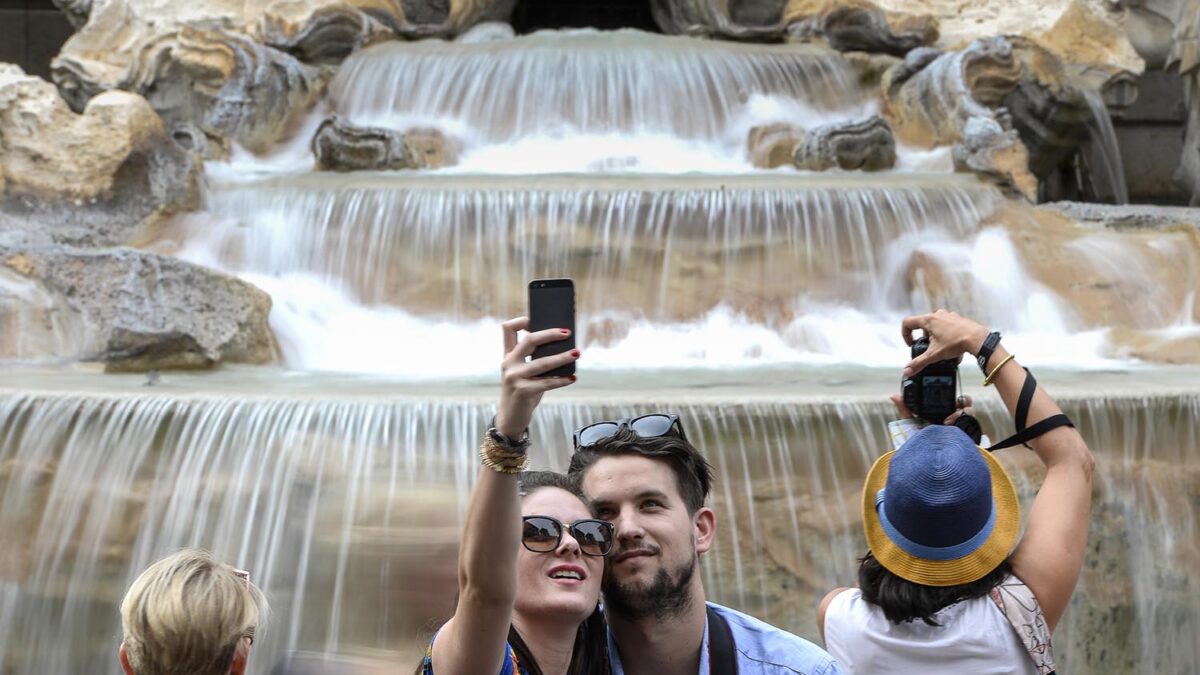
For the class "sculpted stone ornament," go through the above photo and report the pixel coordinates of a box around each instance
[784,0,938,56]
[311,116,459,170]
[49,0,516,156]
[883,38,1037,198]
[0,65,199,246]
[793,115,897,171]
[0,246,279,371]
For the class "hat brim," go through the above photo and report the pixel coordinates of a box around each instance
[862,445,1019,587]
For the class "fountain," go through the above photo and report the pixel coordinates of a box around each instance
[2,5,1199,675]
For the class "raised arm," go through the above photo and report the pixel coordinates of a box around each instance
[430,318,578,675]
[903,310,1095,632]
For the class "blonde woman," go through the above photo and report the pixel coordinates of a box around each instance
[119,549,267,675]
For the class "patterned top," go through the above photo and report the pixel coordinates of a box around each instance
[988,576,1056,674]
[421,636,526,675]
[825,576,1050,675]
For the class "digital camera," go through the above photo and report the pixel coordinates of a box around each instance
[901,336,959,425]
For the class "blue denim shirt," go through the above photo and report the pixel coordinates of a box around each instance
[608,602,841,675]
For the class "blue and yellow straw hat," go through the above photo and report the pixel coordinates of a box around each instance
[862,424,1020,587]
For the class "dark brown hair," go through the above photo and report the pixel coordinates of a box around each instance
[568,427,713,514]
[857,550,1013,625]
[415,471,610,675]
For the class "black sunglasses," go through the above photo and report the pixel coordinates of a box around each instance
[573,413,688,450]
[522,516,615,557]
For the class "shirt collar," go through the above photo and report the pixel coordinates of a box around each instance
[607,610,711,675]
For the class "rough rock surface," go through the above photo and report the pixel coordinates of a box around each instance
[0,246,278,371]
[312,116,459,170]
[793,115,897,170]
[747,123,808,169]
[872,0,1144,73]
[883,38,1037,198]
[0,65,200,246]
[784,0,938,56]
[49,0,517,155]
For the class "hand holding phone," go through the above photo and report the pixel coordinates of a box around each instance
[528,278,576,377]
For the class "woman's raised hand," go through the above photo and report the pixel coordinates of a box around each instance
[901,310,990,378]
[494,317,579,438]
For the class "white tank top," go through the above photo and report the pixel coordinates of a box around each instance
[824,582,1047,675]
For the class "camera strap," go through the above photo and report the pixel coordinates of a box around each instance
[987,368,1074,451]
[706,605,739,675]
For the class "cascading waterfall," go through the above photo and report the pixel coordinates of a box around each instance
[330,30,858,143]
[1,372,1197,674]
[1083,91,1130,205]
[2,19,1198,675]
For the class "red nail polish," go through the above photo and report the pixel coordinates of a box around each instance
[568,375,577,382]
[560,329,571,334]
[570,349,580,357]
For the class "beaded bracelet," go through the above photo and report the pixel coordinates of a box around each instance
[479,435,529,474]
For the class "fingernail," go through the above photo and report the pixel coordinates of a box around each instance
[902,367,912,377]
[568,375,577,382]
[560,329,571,334]
[570,349,580,358]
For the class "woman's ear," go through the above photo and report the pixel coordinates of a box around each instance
[693,506,716,555]
[119,643,136,675]
[229,637,251,675]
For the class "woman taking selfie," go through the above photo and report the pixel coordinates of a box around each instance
[420,317,611,675]
[820,310,1095,674]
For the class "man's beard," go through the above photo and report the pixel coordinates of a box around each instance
[602,550,697,621]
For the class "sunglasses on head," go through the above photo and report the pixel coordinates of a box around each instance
[522,515,614,557]
[573,413,688,450]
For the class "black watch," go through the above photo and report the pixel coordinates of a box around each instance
[976,331,1002,374]
[488,415,530,452]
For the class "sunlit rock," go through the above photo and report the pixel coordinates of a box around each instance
[793,115,896,171]
[747,123,807,169]
[53,21,328,157]
[784,0,938,56]
[0,65,199,246]
[651,0,788,38]
[952,117,1037,200]
[312,116,459,170]
[873,0,1143,73]
[883,38,1037,198]
[0,246,278,371]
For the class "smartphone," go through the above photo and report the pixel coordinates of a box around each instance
[528,278,576,377]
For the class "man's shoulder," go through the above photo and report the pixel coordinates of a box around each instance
[707,602,841,675]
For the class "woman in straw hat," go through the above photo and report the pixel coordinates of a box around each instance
[818,310,1095,674]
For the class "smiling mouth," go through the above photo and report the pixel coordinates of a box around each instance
[614,550,654,564]
[549,570,584,581]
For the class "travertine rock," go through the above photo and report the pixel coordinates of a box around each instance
[747,123,807,168]
[311,116,459,170]
[49,0,516,155]
[793,115,897,170]
[0,65,199,245]
[883,38,1037,197]
[0,246,278,371]
[872,0,1144,73]
[784,0,938,56]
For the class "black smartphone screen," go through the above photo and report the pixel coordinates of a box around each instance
[528,278,576,377]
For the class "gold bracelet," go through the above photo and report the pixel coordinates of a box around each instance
[479,436,529,474]
[983,354,1016,387]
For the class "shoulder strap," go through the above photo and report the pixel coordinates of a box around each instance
[987,368,1074,451]
[706,605,738,675]
[988,577,1057,675]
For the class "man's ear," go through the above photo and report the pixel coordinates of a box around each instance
[693,506,716,554]
[119,643,136,675]
[229,638,251,675]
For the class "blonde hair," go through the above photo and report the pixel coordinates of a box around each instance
[120,549,268,675]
